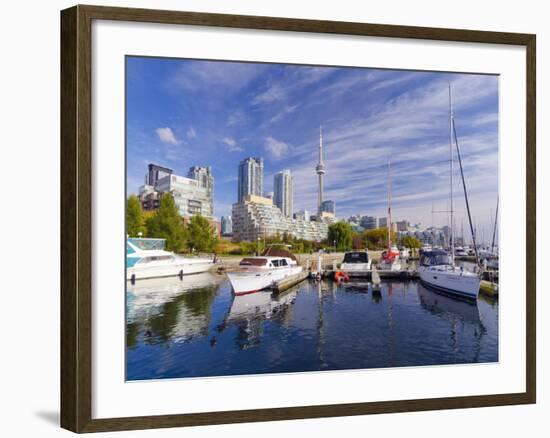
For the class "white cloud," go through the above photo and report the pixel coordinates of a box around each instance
[264,136,290,159]
[226,111,246,126]
[252,66,335,106]
[186,126,196,139]
[222,137,244,152]
[282,74,499,222]
[171,61,266,94]
[252,84,284,104]
[268,104,298,124]
[155,127,180,145]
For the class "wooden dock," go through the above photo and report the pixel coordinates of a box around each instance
[324,269,418,280]
[324,269,498,299]
[480,280,499,297]
[272,271,309,295]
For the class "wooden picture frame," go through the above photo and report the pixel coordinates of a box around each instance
[61,4,536,433]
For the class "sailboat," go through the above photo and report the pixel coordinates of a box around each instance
[418,85,481,300]
[379,160,402,271]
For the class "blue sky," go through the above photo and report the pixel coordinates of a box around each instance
[126,57,499,241]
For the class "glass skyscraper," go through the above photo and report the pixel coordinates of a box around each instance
[238,157,264,203]
[273,170,293,217]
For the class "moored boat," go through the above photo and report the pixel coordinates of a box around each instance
[418,250,480,299]
[340,250,372,272]
[126,238,215,281]
[226,256,303,295]
[418,84,481,300]
[380,246,402,271]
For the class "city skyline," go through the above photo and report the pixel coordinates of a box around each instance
[126,57,499,233]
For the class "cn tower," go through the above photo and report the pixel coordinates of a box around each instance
[315,126,326,214]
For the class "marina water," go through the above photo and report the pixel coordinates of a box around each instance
[126,273,498,380]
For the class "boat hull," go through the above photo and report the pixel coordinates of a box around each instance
[127,258,214,281]
[227,266,303,295]
[379,260,402,271]
[341,261,372,272]
[419,267,480,299]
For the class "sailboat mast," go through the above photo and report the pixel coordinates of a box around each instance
[491,197,499,254]
[451,89,481,266]
[387,160,392,250]
[449,84,455,266]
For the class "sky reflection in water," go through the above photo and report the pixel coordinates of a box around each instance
[126,273,498,380]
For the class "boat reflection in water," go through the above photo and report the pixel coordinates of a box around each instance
[417,282,482,324]
[126,272,223,348]
[417,283,488,363]
[222,289,298,350]
[126,277,498,380]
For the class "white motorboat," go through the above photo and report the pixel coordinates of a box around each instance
[340,250,372,272]
[454,247,468,257]
[418,250,480,299]
[418,85,481,299]
[226,256,303,295]
[126,238,215,281]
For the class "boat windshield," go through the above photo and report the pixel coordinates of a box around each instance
[343,252,369,263]
[420,251,452,266]
[239,258,267,267]
[127,238,166,251]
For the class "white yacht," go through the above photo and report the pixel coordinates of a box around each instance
[418,250,480,299]
[418,85,481,299]
[126,238,215,282]
[340,250,372,272]
[226,256,302,295]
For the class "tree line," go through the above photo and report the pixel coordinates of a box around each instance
[327,222,422,252]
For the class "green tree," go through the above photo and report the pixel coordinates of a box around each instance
[126,194,146,237]
[186,214,218,253]
[363,227,397,250]
[352,234,364,250]
[399,235,422,256]
[145,193,186,252]
[327,222,353,251]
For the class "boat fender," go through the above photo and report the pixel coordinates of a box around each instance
[334,271,350,282]
[178,270,184,279]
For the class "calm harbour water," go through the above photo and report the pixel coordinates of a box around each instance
[126,273,498,380]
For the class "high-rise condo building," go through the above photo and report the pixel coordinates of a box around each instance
[145,163,172,187]
[232,195,328,242]
[188,166,214,215]
[139,163,214,218]
[221,215,233,236]
[360,216,379,230]
[320,200,335,216]
[273,170,293,217]
[238,157,264,203]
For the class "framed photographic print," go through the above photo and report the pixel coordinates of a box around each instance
[60,4,536,433]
